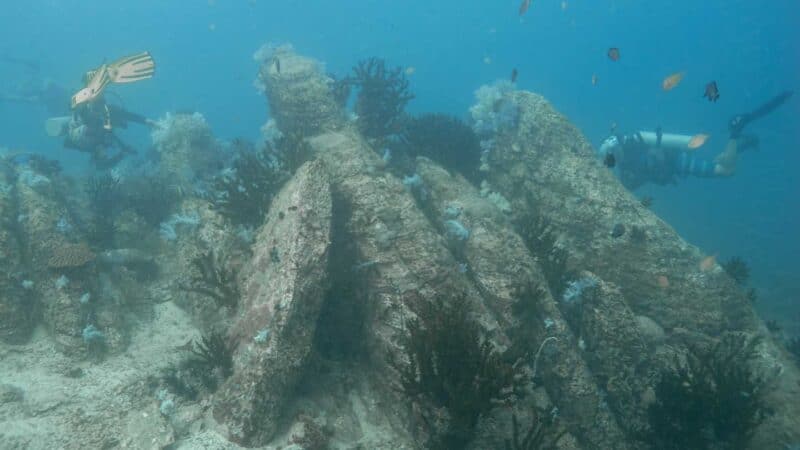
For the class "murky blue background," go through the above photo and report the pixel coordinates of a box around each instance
[2,0,797,331]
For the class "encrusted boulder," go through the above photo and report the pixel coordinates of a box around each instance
[212,160,333,445]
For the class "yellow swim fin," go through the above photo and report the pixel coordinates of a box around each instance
[106,51,155,84]
[71,64,112,108]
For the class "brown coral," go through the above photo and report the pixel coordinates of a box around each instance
[47,242,95,269]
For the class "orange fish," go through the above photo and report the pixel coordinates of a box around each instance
[657,275,669,289]
[662,71,685,91]
[687,133,710,149]
[592,73,598,86]
[700,255,717,272]
[519,0,531,16]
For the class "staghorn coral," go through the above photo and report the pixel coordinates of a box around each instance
[399,113,483,183]
[346,57,414,140]
[722,256,750,286]
[504,410,566,450]
[182,250,240,309]
[46,241,95,269]
[647,333,766,450]
[211,141,288,228]
[391,294,523,449]
[84,174,122,249]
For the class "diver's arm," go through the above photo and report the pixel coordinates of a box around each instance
[107,104,150,127]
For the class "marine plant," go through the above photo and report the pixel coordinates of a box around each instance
[504,410,566,450]
[124,175,178,228]
[515,212,572,300]
[391,294,522,449]
[161,331,236,397]
[188,331,235,380]
[183,250,240,309]
[506,283,548,364]
[84,174,122,249]
[788,337,800,363]
[721,256,750,286]
[398,114,483,183]
[211,141,287,228]
[646,333,766,450]
[27,154,62,178]
[346,57,414,140]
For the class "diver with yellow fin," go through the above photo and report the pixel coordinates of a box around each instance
[47,52,156,168]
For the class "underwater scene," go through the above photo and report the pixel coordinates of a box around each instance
[1,1,798,449]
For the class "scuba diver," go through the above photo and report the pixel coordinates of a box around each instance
[45,52,156,169]
[0,54,71,115]
[598,91,793,190]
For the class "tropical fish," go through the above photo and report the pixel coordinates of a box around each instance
[519,0,531,16]
[700,254,717,272]
[662,71,685,91]
[704,81,720,102]
[561,1,568,11]
[592,73,598,86]
[274,57,281,74]
[483,56,492,65]
[511,68,518,83]
[687,133,710,149]
[405,66,416,76]
[657,275,669,288]
[607,47,620,61]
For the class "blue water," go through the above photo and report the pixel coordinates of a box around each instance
[2,0,798,331]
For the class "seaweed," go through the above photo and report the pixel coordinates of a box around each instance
[163,331,236,396]
[646,333,766,450]
[504,410,566,450]
[182,250,240,309]
[399,113,483,184]
[188,331,235,379]
[391,294,522,449]
[506,283,547,363]
[327,73,352,109]
[125,175,178,228]
[788,337,800,363]
[721,256,750,286]
[84,174,122,249]
[346,57,414,140]
[211,142,286,228]
[27,154,62,177]
[270,131,313,175]
[515,212,572,300]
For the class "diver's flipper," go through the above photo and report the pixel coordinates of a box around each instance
[71,65,112,108]
[45,116,71,137]
[107,52,155,84]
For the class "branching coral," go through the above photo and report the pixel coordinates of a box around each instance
[211,142,286,228]
[182,250,240,309]
[504,410,566,450]
[85,174,122,249]
[346,57,414,140]
[124,175,178,228]
[392,295,522,449]
[399,114,483,183]
[515,213,572,300]
[721,256,750,286]
[188,331,235,379]
[646,333,766,450]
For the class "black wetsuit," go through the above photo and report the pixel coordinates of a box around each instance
[64,97,148,168]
